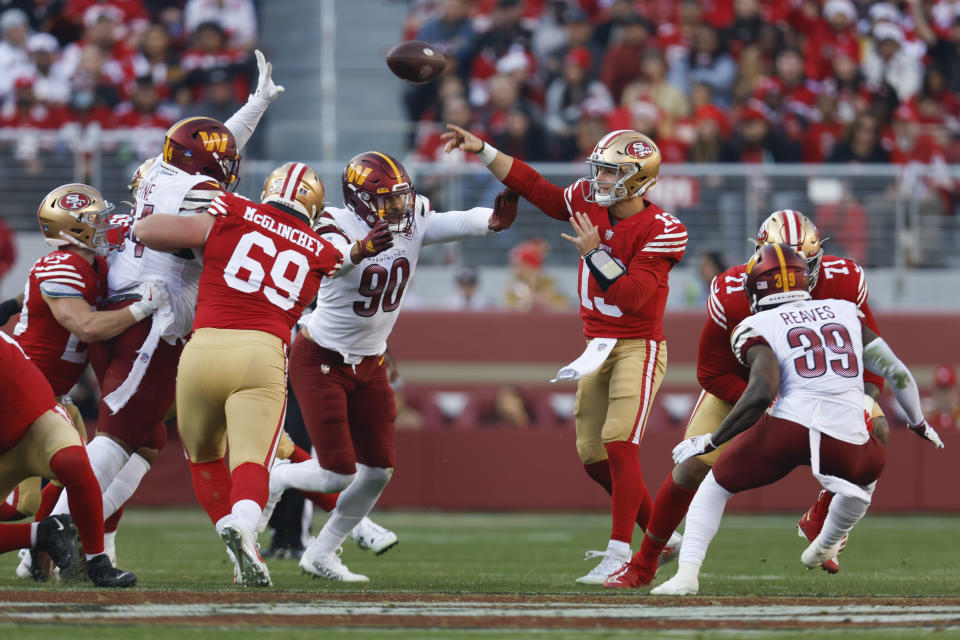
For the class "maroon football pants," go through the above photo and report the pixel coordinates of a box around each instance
[712,414,885,494]
[88,301,179,452]
[288,334,396,475]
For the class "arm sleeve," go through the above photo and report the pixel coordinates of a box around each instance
[858,299,885,393]
[501,158,573,222]
[422,207,495,246]
[224,94,271,152]
[862,337,924,425]
[697,315,749,405]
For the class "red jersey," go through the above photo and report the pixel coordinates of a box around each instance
[194,193,343,345]
[13,251,108,396]
[503,159,687,340]
[699,254,883,406]
[0,331,58,453]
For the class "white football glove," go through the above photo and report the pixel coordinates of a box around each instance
[907,418,945,449]
[672,434,717,465]
[254,49,284,102]
[129,280,170,322]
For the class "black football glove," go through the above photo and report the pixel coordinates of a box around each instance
[488,188,519,232]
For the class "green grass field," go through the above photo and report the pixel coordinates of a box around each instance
[1,509,959,638]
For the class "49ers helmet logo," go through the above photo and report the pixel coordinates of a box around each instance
[626,140,653,159]
[56,193,91,210]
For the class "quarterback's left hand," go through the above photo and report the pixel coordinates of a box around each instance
[908,418,945,449]
[489,188,519,231]
[561,210,601,255]
[254,49,284,102]
[672,434,717,465]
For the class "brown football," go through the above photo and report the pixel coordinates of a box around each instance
[386,40,447,84]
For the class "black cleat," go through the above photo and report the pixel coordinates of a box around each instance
[86,553,137,588]
[31,515,78,582]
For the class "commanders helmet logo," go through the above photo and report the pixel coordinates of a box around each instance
[626,140,653,159]
[57,193,91,210]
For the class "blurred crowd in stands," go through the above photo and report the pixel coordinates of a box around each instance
[0,0,259,159]
[401,0,960,167]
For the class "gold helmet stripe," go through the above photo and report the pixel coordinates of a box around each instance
[772,243,790,292]
[370,151,403,183]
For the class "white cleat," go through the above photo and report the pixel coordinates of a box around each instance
[15,549,31,579]
[650,572,699,596]
[801,537,843,570]
[350,517,398,555]
[220,520,271,587]
[256,459,290,535]
[575,548,630,585]
[657,531,683,568]
[300,546,369,582]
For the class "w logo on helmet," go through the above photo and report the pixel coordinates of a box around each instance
[198,131,229,152]
[345,163,373,186]
[57,193,91,210]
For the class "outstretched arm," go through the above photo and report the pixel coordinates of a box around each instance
[224,49,285,151]
[441,123,512,180]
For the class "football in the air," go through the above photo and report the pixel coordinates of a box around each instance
[385,40,447,84]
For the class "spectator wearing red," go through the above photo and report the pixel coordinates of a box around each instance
[65,0,150,37]
[0,76,67,129]
[184,0,257,50]
[600,12,654,104]
[802,91,846,163]
[60,10,138,105]
[803,0,859,81]
[545,46,612,148]
[538,6,599,83]
[826,113,890,164]
[113,76,173,129]
[720,104,800,163]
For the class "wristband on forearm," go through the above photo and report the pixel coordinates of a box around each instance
[583,248,624,291]
[0,297,21,324]
[476,141,498,166]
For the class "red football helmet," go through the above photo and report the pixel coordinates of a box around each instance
[744,243,812,312]
[341,151,415,235]
[161,117,240,189]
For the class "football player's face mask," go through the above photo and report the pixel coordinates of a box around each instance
[376,189,415,235]
[342,151,417,237]
[38,183,122,255]
[582,130,661,207]
[755,209,824,290]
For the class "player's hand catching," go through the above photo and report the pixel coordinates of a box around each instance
[561,211,601,256]
[254,49,285,102]
[441,124,484,154]
[672,434,717,465]
[489,188,519,232]
[907,418,945,449]
[129,279,169,322]
[354,220,394,261]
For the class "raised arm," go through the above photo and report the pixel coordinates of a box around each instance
[224,49,285,151]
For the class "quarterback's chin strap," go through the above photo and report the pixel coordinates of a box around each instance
[583,248,625,292]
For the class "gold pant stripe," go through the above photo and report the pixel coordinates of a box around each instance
[177,328,288,470]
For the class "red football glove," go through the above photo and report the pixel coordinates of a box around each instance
[488,188,519,232]
[355,220,393,260]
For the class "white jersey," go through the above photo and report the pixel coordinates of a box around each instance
[731,298,867,444]
[301,194,493,361]
[108,159,221,340]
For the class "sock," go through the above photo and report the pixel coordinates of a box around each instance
[101,453,150,520]
[49,446,104,555]
[583,459,612,493]
[299,489,339,513]
[604,441,650,544]
[0,489,22,521]
[819,485,874,547]
[637,474,698,567]
[308,464,391,557]
[105,506,123,533]
[289,444,311,463]
[230,462,269,508]
[34,483,62,521]
[231,499,263,534]
[51,436,128,516]
[272,458,355,494]
[189,459,232,525]
[0,523,33,552]
[606,538,630,560]
[676,471,731,569]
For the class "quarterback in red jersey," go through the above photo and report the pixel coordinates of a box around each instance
[135,162,342,586]
[0,331,136,587]
[443,124,687,584]
[608,209,910,589]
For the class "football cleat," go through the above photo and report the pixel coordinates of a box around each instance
[797,490,845,574]
[220,520,271,587]
[801,538,844,571]
[300,546,369,582]
[650,572,699,596]
[575,548,630,585]
[350,517,398,556]
[15,549,31,579]
[603,557,656,589]
[31,514,78,582]
[86,553,136,588]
